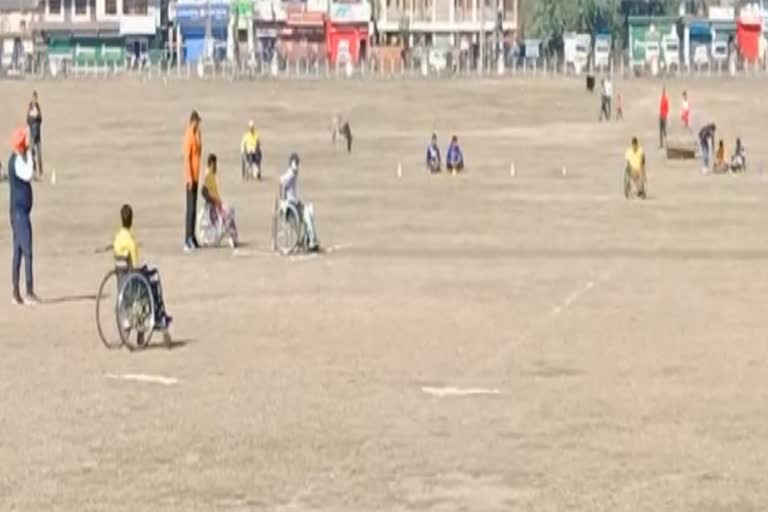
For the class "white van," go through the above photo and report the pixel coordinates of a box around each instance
[662,36,680,70]
[645,40,660,65]
[593,36,611,69]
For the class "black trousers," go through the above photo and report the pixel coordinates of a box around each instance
[11,210,33,293]
[185,182,198,243]
[659,118,668,148]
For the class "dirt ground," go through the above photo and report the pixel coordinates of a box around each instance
[0,75,767,511]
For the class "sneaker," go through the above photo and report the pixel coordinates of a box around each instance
[11,290,23,305]
[183,241,195,253]
[23,293,40,306]
[157,315,173,331]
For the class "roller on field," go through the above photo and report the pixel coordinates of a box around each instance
[666,137,697,160]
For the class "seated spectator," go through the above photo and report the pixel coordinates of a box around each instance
[731,137,746,172]
[713,139,729,174]
[446,135,464,173]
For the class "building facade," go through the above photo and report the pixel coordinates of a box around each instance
[34,0,164,65]
[376,0,518,47]
[0,0,40,69]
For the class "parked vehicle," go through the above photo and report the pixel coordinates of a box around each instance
[564,33,589,74]
[662,35,680,70]
[711,40,728,65]
[693,44,710,67]
[593,34,611,70]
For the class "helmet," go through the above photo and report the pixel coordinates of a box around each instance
[289,152,300,170]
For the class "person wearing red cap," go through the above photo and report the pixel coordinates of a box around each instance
[8,127,38,305]
[659,87,670,149]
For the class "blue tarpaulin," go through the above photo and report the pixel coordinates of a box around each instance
[689,22,712,42]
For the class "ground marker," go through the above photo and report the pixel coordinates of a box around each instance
[510,162,516,177]
[104,373,179,385]
[50,169,56,185]
[422,386,500,397]
[397,162,403,178]
[561,166,567,177]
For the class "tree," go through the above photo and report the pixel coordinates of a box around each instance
[526,0,680,42]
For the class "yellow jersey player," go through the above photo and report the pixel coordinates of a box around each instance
[624,137,646,199]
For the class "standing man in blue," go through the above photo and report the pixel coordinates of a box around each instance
[8,127,38,305]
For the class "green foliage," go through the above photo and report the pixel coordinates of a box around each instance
[526,0,680,39]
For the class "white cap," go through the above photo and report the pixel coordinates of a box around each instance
[248,120,255,128]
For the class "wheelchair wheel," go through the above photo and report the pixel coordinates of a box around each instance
[272,205,301,255]
[116,272,156,351]
[196,208,222,247]
[96,269,123,349]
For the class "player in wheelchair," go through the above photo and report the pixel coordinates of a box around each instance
[199,153,239,248]
[446,135,465,173]
[275,152,319,252]
[426,132,441,173]
[113,204,172,331]
[241,120,262,180]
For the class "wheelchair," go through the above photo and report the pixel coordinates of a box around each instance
[96,257,171,351]
[271,198,309,255]
[241,150,262,181]
[197,204,238,248]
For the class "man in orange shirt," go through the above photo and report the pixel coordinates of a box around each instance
[183,110,202,251]
[659,87,669,149]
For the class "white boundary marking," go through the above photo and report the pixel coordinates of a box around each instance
[421,386,500,397]
[232,248,272,257]
[104,373,179,385]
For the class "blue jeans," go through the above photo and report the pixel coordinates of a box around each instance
[139,266,168,324]
[11,210,33,293]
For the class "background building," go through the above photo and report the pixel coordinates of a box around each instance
[0,0,40,70]
[375,0,518,49]
[34,0,164,67]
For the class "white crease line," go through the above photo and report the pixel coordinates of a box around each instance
[422,386,501,397]
[232,248,272,257]
[552,276,608,315]
[104,373,179,385]
[324,243,351,254]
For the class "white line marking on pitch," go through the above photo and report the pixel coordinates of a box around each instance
[324,243,351,254]
[421,386,500,397]
[104,373,179,385]
[551,276,608,315]
[232,248,272,257]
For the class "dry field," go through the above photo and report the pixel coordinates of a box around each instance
[0,75,767,511]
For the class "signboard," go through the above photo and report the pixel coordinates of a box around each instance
[175,2,229,23]
[629,21,673,62]
[120,15,157,35]
[232,0,253,18]
[524,39,540,59]
[286,11,324,26]
[255,27,278,38]
[708,6,735,21]
[329,1,371,23]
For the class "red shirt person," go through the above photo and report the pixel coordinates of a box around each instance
[659,87,670,149]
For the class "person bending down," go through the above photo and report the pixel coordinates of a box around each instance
[624,137,647,199]
[280,153,319,251]
[202,153,238,245]
[426,133,441,173]
[699,123,716,172]
[446,135,464,173]
[113,204,172,330]
[331,115,353,153]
